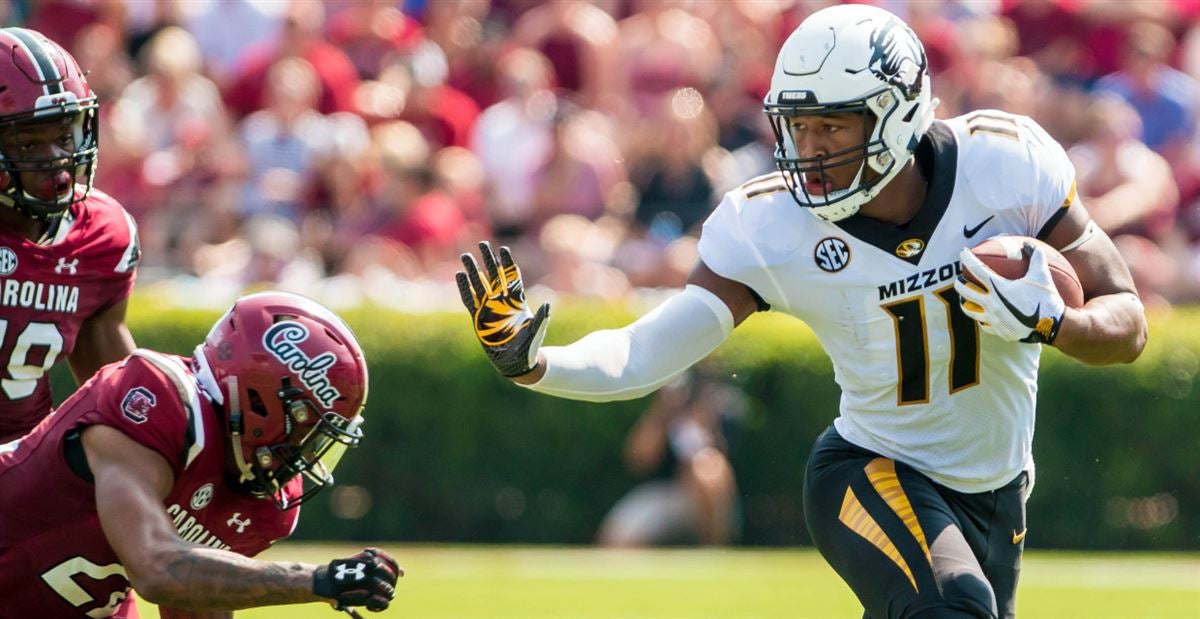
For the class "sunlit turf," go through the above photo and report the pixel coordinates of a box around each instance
[138,544,1200,618]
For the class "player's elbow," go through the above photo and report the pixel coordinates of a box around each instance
[1114,321,1148,365]
[1078,322,1147,366]
[1107,304,1148,365]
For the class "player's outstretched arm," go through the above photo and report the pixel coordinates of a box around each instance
[84,425,401,612]
[458,242,759,402]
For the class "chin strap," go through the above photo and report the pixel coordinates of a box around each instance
[225,376,256,484]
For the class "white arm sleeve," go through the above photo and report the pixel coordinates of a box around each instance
[525,285,735,402]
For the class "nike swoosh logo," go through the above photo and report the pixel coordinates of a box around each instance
[963,215,995,239]
[1012,528,1028,544]
[993,285,1041,329]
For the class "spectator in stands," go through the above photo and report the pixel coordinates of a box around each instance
[70,23,134,103]
[1000,0,1100,85]
[630,92,718,242]
[598,368,744,547]
[223,0,360,118]
[431,146,489,234]
[182,0,285,86]
[530,104,628,228]
[617,1,721,118]
[237,57,340,222]
[1069,95,1180,306]
[534,213,632,300]
[511,0,622,112]
[23,0,123,53]
[109,27,241,274]
[471,47,558,241]
[327,0,424,80]
[112,26,228,165]
[388,47,480,150]
[1095,20,1199,162]
[370,121,469,273]
[192,213,323,298]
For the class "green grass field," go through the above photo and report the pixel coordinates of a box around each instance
[139,544,1200,619]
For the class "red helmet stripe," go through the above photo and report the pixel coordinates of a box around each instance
[6,28,63,96]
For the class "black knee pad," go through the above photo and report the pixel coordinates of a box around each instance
[902,573,998,619]
[940,571,998,618]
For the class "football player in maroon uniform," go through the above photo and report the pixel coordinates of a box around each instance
[0,292,400,617]
[0,27,139,443]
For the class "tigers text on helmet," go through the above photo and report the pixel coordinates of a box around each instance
[0,28,100,220]
[193,292,369,510]
[764,5,937,222]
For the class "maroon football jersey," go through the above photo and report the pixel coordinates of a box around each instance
[0,189,139,442]
[0,350,300,618]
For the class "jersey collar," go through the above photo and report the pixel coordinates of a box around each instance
[831,120,958,266]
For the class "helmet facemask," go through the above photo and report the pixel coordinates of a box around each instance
[763,5,938,223]
[766,87,920,223]
[223,375,365,510]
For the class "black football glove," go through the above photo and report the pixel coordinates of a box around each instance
[456,241,551,377]
[313,547,402,613]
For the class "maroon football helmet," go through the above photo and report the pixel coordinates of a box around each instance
[194,292,369,509]
[0,28,99,220]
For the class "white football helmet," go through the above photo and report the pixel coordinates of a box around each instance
[764,5,938,222]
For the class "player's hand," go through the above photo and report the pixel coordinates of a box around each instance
[954,243,1066,344]
[313,548,402,613]
[456,241,551,377]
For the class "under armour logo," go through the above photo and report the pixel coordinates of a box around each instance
[226,512,251,533]
[55,257,79,275]
[335,562,367,582]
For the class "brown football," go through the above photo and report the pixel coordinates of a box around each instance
[965,235,1085,308]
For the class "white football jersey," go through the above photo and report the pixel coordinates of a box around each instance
[698,111,1077,493]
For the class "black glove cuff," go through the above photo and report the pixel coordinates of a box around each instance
[1021,314,1063,345]
[496,351,535,377]
[312,565,334,599]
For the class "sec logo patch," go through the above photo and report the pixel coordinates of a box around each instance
[121,387,157,424]
[0,247,17,276]
[191,483,215,510]
[814,237,851,273]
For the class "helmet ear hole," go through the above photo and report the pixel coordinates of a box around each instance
[246,389,270,418]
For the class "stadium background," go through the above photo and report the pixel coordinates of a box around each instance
[16,0,1200,612]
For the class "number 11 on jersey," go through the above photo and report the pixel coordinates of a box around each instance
[882,285,980,405]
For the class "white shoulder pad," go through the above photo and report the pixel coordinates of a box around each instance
[698,172,809,306]
[949,111,1077,236]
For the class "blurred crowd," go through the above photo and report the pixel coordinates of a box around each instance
[6,0,1199,309]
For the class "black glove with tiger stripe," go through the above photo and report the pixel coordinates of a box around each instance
[456,241,551,378]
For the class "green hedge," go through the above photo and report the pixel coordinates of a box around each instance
[52,301,1200,549]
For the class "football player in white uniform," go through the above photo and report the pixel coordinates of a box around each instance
[457,5,1146,619]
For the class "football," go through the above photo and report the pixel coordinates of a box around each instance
[965,235,1085,308]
